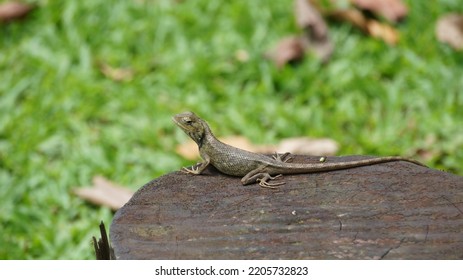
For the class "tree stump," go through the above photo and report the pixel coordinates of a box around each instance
[110,155,463,259]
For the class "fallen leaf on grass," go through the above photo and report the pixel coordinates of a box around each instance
[351,0,408,23]
[266,0,333,67]
[436,13,463,50]
[73,176,134,210]
[366,18,399,45]
[295,0,333,63]
[328,8,399,45]
[99,63,134,82]
[265,36,306,68]
[329,8,368,30]
[0,1,34,23]
[295,0,329,34]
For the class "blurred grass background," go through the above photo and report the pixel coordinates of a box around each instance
[0,0,462,259]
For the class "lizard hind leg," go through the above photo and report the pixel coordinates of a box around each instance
[272,152,293,163]
[241,171,285,189]
[257,174,285,189]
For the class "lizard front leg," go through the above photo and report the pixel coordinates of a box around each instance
[182,156,210,175]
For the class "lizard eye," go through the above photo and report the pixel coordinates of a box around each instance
[183,118,193,125]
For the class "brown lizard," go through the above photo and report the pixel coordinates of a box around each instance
[173,111,426,188]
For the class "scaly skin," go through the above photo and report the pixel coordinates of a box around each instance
[172,112,426,188]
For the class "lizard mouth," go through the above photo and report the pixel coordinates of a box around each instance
[172,116,189,132]
[172,116,182,127]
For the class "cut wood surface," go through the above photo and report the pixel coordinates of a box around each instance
[110,155,463,259]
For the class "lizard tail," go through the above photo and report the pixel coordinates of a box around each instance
[283,156,426,174]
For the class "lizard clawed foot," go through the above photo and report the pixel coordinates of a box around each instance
[257,174,285,189]
[272,152,293,163]
[181,165,201,175]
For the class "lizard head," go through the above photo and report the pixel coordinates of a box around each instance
[172,112,210,145]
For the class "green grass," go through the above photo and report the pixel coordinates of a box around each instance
[0,0,462,259]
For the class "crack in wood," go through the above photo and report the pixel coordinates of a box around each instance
[379,238,405,260]
[424,224,429,243]
[440,195,463,215]
[352,232,359,242]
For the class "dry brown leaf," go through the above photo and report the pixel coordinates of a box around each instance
[301,35,334,63]
[276,137,339,156]
[366,19,399,45]
[351,0,407,23]
[295,0,333,62]
[328,9,368,31]
[73,176,134,210]
[295,0,328,33]
[328,9,399,45]
[99,63,134,82]
[0,1,34,23]
[265,36,306,68]
[266,0,333,67]
[436,13,463,50]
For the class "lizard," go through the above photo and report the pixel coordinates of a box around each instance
[172,111,427,188]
